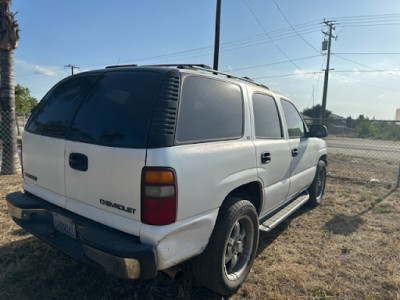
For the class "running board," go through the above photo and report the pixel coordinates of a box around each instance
[259,193,310,232]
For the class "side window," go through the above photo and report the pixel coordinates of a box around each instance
[26,74,100,138]
[281,99,305,138]
[252,93,282,139]
[176,76,243,143]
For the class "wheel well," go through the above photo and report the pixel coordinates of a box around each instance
[225,182,263,216]
[320,154,328,166]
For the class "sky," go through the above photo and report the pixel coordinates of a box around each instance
[10,0,400,120]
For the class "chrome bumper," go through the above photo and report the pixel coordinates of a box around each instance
[6,192,157,280]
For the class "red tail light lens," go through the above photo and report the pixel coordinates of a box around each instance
[141,167,177,225]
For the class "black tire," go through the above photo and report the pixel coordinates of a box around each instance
[193,197,259,296]
[308,160,327,206]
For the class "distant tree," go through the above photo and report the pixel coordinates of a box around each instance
[0,0,20,175]
[303,104,332,119]
[15,84,38,114]
[342,115,400,141]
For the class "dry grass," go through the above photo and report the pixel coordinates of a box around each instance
[1,155,400,299]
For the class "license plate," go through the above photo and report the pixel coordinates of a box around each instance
[53,213,76,239]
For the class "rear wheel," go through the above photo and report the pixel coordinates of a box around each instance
[308,160,327,206]
[193,197,259,296]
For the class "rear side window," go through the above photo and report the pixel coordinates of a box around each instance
[26,74,100,137]
[176,76,243,143]
[252,93,282,138]
[68,71,161,147]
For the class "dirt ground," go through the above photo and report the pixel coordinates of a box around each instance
[1,154,399,299]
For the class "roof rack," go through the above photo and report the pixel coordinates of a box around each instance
[146,64,213,70]
[190,66,270,90]
[104,63,269,90]
[105,64,138,69]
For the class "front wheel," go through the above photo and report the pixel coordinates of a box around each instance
[308,160,327,206]
[193,198,259,296]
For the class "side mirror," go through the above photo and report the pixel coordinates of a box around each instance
[307,125,328,138]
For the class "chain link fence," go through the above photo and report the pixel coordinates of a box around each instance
[1,114,399,187]
[0,111,24,175]
[308,117,400,188]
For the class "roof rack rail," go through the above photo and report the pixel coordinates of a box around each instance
[105,64,138,69]
[141,64,213,70]
[104,63,269,90]
[191,66,270,90]
[242,76,254,82]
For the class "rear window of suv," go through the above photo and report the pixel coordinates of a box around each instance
[26,70,162,148]
[176,76,243,143]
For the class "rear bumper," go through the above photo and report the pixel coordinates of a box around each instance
[6,191,157,280]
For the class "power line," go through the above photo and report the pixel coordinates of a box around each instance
[332,12,400,22]
[332,70,400,73]
[223,55,321,72]
[333,12,400,19]
[253,71,324,79]
[271,0,320,53]
[334,52,400,55]
[306,55,326,108]
[340,22,400,28]
[241,0,300,69]
[333,54,400,78]
[333,75,400,93]
[113,25,321,65]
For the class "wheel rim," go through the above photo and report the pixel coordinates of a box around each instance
[316,167,326,199]
[223,215,254,281]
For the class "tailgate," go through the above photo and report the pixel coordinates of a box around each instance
[65,141,145,223]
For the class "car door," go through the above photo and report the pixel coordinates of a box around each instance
[251,93,292,215]
[280,99,316,199]
[22,74,100,208]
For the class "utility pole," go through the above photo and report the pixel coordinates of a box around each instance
[320,20,336,124]
[64,64,79,75]
[213,0,221,71]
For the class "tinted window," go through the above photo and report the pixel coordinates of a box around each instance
[26,74,100,137]
[176,76,243,142]
[252,94,282,138]
[68,71,161,147]
[281,99,305,138]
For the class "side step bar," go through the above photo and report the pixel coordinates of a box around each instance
[259,193,310,232]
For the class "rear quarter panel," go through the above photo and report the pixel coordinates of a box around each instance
[146,140,258,221]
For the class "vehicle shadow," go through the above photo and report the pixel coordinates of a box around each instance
[257,202,313,255]
[0,234,222,300]
[1,203,319,300]
[322,185,398,236]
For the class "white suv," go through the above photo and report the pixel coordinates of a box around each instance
[7,64,327,296]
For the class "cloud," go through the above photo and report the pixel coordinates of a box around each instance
[15,60,66,76]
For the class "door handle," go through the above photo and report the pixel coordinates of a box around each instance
[261,152,271,164]
[69,153,88,172]
[292,148,298,157]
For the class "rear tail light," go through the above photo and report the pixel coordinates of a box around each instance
[141,167,177,225]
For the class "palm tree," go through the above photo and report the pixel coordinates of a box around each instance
[0,0,20,175]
